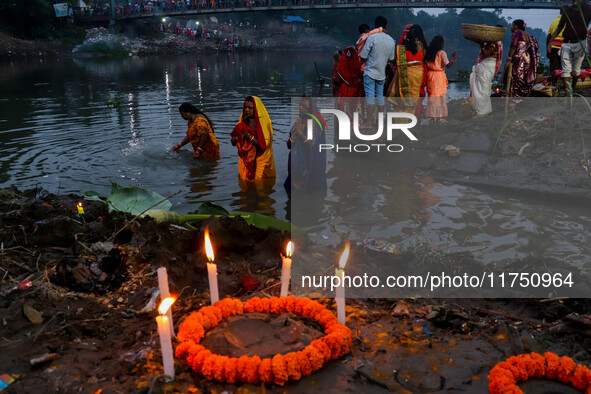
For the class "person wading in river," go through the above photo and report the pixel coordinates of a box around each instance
[230,96,276,181]
[171,102,220,160]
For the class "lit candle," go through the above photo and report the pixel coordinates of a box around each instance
[280,241,294,297]
[157,267,175,337]
[77,202,84,214]
[204,227,219,304]
[335,242,349,325]
[156,297,175,381]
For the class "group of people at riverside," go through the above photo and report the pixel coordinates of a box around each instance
[332,1,591,121]
[169,2,591,186]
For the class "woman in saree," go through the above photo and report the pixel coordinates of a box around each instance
[284,96,327,194]
[386,26,427,119]
[230,96,275,181]
[470,41,503,118]
[171,102,220,159]
[335,45,364,116]
[424,35,457,123]
[504,19,539,98]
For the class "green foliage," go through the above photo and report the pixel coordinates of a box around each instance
[0,0,54,38]
[0,0,84,41]
[193,202,300,233]
[455,68,471,81]
[76,41,129,57]
[84,182,172,215]
[106,95,123,109]
[270,71,283,85]
[537,61,550,76]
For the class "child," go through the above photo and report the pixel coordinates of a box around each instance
[356,23,384,71]
[424,35,456,124]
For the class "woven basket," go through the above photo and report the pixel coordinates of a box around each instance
[461,24,507,44]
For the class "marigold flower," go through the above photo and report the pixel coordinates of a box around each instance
[224,357,239,383]
[284,352,302,381]
[572,364,591,390]
[212,355,228,382]
[297,351,312,376]
[175,341,194,358]
[185,343,205,367]
[303,344,324,371]
[177,313,205,343]
[544,352,561,380]
[176,297,352,384]
[201,354,216,379]
[269,297,284,314]
[310,339,332,363]
[259,358,273,383]
[528,352,546,379]
[191,349,212,373]
[272,354,288,386]
[488,352,591,394]
[214,298,243,318]
[239,355,261,384]
[557,356,577,383]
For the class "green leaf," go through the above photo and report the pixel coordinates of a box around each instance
[194,203,302,234]
[86,182,172,215]
[84,190,107,202]
[106,182,172,215]
[230,210,301,234]
[194,202,230,216]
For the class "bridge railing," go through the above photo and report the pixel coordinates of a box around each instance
[74,0,565,22]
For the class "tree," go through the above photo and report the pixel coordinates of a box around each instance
[0,0,57,38]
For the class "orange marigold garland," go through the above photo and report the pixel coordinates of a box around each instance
[488,352,591,394]
[176,297,352,386]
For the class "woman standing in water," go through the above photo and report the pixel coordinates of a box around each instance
[230,96,276,181]
[171,102,220,159]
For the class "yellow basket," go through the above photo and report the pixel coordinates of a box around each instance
[461,24,507,44]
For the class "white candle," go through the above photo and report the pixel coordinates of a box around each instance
[335,242,350,325]
[204,227,219,304]
[157,297,175,381]
[207,262,219,304]
[280,241,294,297]
[157,267,175,336]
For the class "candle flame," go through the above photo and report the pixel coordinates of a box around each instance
[286,241,294,257]
[204,226,214,261]
[158,297,175,315]
[338,241,350,270]
[77,202,83,208]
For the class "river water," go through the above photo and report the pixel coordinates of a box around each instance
[1,52,590,265]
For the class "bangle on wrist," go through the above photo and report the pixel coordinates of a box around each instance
[198,147,203,151]
[249,135,255,142]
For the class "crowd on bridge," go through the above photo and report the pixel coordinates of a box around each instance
[159,20,256,50]
[75,0,570,20]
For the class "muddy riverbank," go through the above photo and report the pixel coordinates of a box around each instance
[0,188,590,393]
[0,26,340,59]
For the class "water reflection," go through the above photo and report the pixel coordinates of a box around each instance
[0,52,329,218]
[187,160,220,200]
[232,178,277,217]
[1,53,589,265]
[297,167,591,266]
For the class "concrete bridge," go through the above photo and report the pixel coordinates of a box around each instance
[74,0,565,23]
